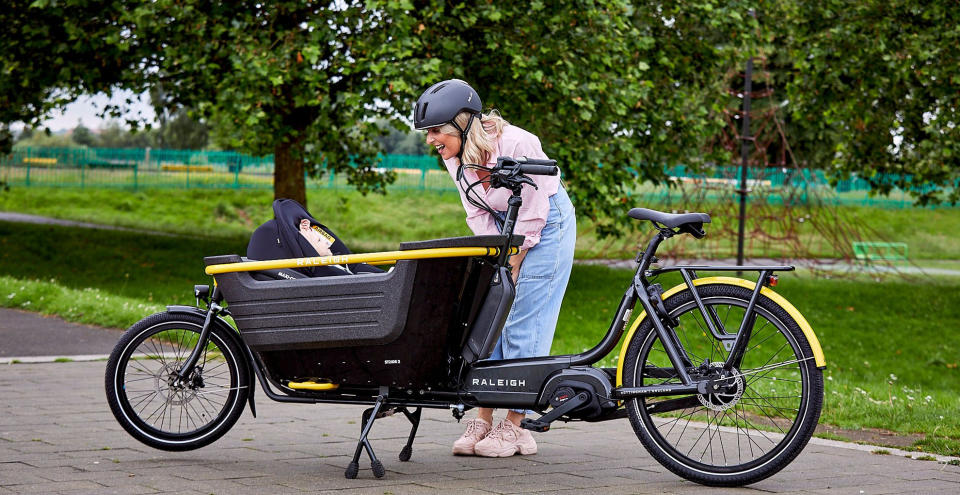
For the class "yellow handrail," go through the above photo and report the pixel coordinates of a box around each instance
[204,246,517,275]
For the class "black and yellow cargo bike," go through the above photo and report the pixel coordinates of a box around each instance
[105,156,825,486]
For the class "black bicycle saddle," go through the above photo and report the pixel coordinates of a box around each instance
[628,208,711,238]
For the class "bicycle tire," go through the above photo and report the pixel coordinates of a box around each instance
[623,283,823,486]
[105,311,249,451]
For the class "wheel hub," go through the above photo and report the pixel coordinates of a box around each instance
[159,363,199,405]
[696,362,744,412]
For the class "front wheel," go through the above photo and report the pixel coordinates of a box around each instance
[105,311,249,451]
[623,283,823,486]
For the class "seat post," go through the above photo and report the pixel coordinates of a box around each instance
[637,229,669,274]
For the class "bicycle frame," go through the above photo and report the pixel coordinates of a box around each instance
[178,155,827,415]
[611,227,795,400]
[462,224,801,406]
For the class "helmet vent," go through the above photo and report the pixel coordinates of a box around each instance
[431,83,448,94]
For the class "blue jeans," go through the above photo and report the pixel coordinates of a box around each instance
[488,187,576,413]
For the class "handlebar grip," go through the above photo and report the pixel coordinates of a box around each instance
[517,156,557,166]
[517,157,558,175]
[518,164,559,176]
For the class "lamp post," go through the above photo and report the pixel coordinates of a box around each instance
[736,56,753,270]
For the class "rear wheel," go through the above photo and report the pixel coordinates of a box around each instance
[623,283,823,486]
[105,312,249,451]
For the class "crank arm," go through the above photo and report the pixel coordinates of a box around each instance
[520,392,590,432]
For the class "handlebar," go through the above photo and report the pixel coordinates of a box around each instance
[516,156,559,176]
[488,156,559,194]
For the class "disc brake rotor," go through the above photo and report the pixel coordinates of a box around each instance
[697,362,744,412]
[158,362,199,405]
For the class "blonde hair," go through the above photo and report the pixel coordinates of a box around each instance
[438,110,509,166]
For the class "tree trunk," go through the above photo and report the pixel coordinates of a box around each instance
[273,136,307,207]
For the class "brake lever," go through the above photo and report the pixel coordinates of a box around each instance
[516,175,538,189]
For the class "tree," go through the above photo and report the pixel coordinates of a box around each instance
[159,111,210,150]
[0,1,153,149]
[769,1,960,205]
[96,121,155,149]
[374,119,428,156]
[15,127,34,143]
[150,85,209,150]
[71,121,97,147]
[1,0,760,223]
[115,1,430,205]
[0,125,12,153]
[406,1,759,233]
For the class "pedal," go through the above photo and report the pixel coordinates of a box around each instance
[520,418,551,432]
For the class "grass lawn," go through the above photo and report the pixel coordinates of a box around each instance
[2,186,960,260]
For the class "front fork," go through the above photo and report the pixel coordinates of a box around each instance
[176,284,224,382]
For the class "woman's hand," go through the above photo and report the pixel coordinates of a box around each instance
[509,249,527,283]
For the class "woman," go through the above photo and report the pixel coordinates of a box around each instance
[414,79,577,457]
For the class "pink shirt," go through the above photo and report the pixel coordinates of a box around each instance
[443,125,561,250]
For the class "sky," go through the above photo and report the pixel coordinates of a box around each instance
[12,90,156,133]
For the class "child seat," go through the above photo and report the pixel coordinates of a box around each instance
[247,198,383,279]
[208,234,522,389]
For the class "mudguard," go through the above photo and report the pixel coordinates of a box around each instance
[165,305,257,418]
[615,277,827,388]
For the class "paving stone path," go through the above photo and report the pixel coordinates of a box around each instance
[0,308,958,494]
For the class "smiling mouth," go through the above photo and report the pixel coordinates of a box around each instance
[435,145,445,153]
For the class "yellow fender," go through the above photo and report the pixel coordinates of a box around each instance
[615,276,826,387]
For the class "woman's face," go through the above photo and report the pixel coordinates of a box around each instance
[425,127,460,160]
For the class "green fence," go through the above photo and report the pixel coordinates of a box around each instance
[1,146,455,192]
[630,164,954,209]
[1,146,955,208]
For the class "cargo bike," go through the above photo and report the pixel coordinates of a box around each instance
[105,157,826,486]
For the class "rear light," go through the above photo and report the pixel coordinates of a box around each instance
[766,275,779,287]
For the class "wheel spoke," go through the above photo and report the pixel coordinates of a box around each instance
[108,316,246,450]
[626,288,821,483]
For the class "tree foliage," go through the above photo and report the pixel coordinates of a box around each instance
[0,0,759,222]
[399,1,760,233]
[769,0,960,205]
[374,119,429,156]
[2,0,956,224]
[117,1,430,204]
[0,1,153,131]
[71,122,96,147]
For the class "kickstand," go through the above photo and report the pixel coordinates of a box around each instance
[345,387,388,479]
[397,407,422,462]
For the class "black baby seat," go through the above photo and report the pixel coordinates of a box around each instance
[246,198,383,279]
[207,212,522,390]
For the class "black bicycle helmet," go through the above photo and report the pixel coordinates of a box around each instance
[413,79,482,130]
